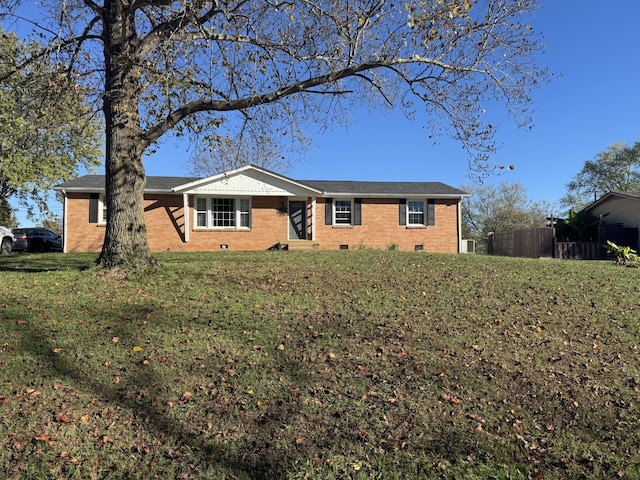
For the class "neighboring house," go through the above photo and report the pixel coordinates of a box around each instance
[53,165,469,254]
[583,191,640,249]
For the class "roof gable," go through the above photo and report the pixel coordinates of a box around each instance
[172,165,322,196]
[583,191,640,212]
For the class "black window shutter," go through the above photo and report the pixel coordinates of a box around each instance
[399,199,407,225]
[354,198,362,225]
[325,198,333,225]
[427,199,435,226]
[89,193,99,223]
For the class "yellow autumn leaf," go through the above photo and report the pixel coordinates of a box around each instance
[133,346,144,352]
[278,344,285,351]
[52,347,62,353]
[247,389,255,395]
[353,461,363,471]
[257,399,263,406]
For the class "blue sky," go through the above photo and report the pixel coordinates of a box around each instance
[146,1,640,215]
[10,2,640,224]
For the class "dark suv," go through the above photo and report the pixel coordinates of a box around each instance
[12,228,63,253]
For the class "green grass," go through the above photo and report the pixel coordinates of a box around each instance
[2,250,640,479]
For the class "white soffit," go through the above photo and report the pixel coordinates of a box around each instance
[176,168,318,196]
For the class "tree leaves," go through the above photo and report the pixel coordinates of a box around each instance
[563,141,640,209]
[0,29,102,221]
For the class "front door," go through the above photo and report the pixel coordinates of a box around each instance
[288,201,307,240]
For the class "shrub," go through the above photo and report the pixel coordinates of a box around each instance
[605,240,639,266]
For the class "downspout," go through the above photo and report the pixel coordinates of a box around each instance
[457,199,462,253]
[183,193,189,243]
[62,189,68,253]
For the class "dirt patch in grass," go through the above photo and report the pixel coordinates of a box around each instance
[2,251,640,478]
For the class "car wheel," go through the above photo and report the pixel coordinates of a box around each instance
[1,237,11,255]
[28,239,46,253]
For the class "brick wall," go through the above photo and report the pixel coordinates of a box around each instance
[64,194,460,253]
[64,194,289,252]
[314,198,460,252]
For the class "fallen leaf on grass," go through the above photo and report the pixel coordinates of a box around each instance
[25,388,42,398]
[132,346,144,352]
[440,394,461,405]
[95,434,115,447]
[55,412,73,424]
[33,433,55,445]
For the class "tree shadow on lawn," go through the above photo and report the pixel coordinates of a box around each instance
[8,306,296,479]
[7,299,588,478]
[0,253,95,273]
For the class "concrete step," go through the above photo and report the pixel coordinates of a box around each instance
[285,240,320,251]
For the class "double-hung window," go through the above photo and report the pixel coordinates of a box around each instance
[196,197,208,227]
[408,200,425,226]
[101,195,107,223]
[334,200,352,225]
[89,193,107,224]
[195,197,251,229]
[213,198,235,227]
[400,198,434,226]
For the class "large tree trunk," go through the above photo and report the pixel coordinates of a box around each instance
[96,1,158,272]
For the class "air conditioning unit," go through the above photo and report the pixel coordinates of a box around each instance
[461,239,475,253]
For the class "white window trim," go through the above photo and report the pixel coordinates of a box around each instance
[193,196,252,229]
[333,198,353,226]
[99,195,107,224]
[407,199,426,226]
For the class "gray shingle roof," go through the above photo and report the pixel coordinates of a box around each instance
[55,174,468,197]
[54,175,198,192]
[299,180,468,197]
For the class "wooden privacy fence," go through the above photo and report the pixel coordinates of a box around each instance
[488,227,638,260]
[487,228,555,258]
[555,242,603,260]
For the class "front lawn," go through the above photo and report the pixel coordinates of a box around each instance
[1,251,640,479]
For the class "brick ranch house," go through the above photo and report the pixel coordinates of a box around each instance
[53,165,470,253]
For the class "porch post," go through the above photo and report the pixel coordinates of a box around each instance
[183,193,189,243]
